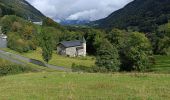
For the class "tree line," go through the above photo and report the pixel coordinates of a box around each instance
[0,15,169,72]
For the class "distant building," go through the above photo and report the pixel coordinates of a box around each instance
[0,26,7,48]
[33,21,43,25]
[57,38,86,57]
[0,34,7,48]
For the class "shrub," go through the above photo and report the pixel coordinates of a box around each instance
[0,64,32,76]
[7,32,37,53]
[72,63,112,73]
[121,32,152,71]
[0,59,34,76]
[1,15,38,53]
[96,39,120,71]
[72,64,93,73]
[28,40,37,50]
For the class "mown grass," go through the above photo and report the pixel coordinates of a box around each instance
[152,55,170,73]
[1,48,95,68]
[0,72,169,100]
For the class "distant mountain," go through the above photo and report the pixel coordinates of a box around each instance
[92,0,170,32]
[0,0,45,21]
[60,20,89,26]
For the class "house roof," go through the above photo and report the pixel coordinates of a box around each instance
[59,40,82,48]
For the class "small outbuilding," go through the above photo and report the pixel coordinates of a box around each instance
[0,33,7,48]
[0,26,7,48]
[57,38,86,57]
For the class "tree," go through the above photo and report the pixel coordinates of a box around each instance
[96,39,120,71]
[153,22,170,55]
[40,28,53,63]
[107,28,126,49]
[157,36,170,55]
[121,32,152,71]
[84,29,105,55]
[12,21,22,32]
[23,25,33,40]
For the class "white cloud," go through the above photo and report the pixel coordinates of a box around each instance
[26,0,133,21]
[66,9,97,21]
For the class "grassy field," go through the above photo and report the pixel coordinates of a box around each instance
[0,72,169,100]
[152,55,170,73]
[1,48,95,68]
[0,49,170,99]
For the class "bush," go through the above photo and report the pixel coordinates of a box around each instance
[72,63,94,72]
[121,32,152,71]
[7,32,37,53]
[72,63,112,73]
[1,15,38,53]
[0,64,32,76]
[96,39,120,71]
[28,41,37,50]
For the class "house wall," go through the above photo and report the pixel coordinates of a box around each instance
[0,38,7,48]
[0,26,7,48]
[0,26,2,34]
[77,49,84,56]
[57,45,66,55]
[66,47,77,57]
[57,44,86,57]
[82,42,86,56]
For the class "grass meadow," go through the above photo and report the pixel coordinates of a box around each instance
[0,48,170,100]
[0,72,169,100]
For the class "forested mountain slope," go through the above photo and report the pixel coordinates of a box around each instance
[93,0,170,32]
[0,0,45,21]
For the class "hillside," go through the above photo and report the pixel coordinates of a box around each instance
[0,0,45,21]
[93,0,170,32]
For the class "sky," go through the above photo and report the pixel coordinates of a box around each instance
[26,0,133,22]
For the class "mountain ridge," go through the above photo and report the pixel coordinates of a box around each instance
[0,0,45,21]
[92,0,170,32]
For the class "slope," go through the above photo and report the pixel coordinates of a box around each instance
[0,0,45,21]
[93,0,170,32]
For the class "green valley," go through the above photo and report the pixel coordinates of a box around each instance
[0,0,170,99]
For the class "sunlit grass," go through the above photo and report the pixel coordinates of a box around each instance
[0,72,169,100]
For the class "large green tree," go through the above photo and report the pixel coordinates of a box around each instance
[121,32,152,71]
[96,39,120,71]
[107,28,126,49]
[40,28,53,63]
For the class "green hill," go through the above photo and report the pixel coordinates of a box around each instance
[0,0,45,21]
[93,0,170,32]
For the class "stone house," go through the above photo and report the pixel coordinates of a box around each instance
[0,26,7,48]
[57,38,86,57]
